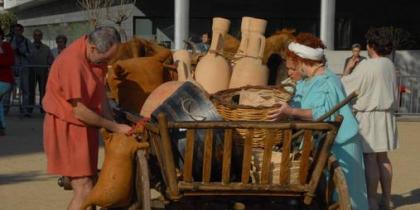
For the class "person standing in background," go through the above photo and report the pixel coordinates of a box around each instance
[0,28,15,136]
[343,43,366,75]
[196,32,210,53]
[30,29,53,114]
[51,34,67,59]
[7,24,33,117]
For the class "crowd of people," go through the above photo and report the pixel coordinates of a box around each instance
[2,23,399,210]
[0,24,68,135]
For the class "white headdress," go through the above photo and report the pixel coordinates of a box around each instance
[288,42,324,61]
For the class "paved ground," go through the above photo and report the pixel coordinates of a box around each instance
[0,109,419,210]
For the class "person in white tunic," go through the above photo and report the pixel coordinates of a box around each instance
[341,27,398,210]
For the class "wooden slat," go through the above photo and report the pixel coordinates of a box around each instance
[299,130,313,184]
[304,130,337,205]
[202,129,214,183]
[178,182,308,192]
[169,121,335,130]
[280,129,292,184]
[241,129,254,184]
[260,130,275,184]
[222,129,233,184]
[157,113,180,199]
[183,129,195,183]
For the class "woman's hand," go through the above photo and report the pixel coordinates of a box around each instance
[267,101,292,121]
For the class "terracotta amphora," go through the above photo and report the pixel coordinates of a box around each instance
[173,49,192,81]
[229,17,269,88]
[235,16,253,57]
[194,17,231,94]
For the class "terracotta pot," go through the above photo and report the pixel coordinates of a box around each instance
[173,50,192,81]
[140,81,185,118]
[195,17,231,94]
[229,17,269,88]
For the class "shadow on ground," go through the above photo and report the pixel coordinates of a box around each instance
[0,170,55,185]
[391,189,420,208]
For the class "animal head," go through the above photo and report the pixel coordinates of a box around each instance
[264,28,296,63]
[100,128,148,154]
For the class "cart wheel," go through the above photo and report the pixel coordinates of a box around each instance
[135,150,151,210]
[321,155,352,210]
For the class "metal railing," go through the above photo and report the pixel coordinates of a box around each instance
[396,74,420,116]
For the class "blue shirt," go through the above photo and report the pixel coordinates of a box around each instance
[295,69,359,144]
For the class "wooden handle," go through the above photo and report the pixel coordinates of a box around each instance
[314,91,358,122]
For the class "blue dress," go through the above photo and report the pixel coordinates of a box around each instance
[291,69,368,210]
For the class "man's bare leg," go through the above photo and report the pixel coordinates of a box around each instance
[377,152,393,209]
[68,176,93,210]
[364,153,380,210]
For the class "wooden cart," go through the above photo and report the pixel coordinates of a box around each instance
[131,113,351,210]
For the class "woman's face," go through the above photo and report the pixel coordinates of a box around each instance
[286,58,303,81]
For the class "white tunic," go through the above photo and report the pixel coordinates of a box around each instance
[341,57,398,153]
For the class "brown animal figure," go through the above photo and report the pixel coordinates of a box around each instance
[263,28,296,63]
[109,37,153,64]
[218,29,295,64]
[81,129,148,210]
[107,39,172,113]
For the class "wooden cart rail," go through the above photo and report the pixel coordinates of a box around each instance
[144,113,340,206]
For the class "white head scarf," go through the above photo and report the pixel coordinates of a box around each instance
[288,42,324,61]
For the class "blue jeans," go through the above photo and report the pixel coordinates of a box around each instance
[0,81,12,128]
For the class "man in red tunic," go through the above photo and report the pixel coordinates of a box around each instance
[42,26,131,210]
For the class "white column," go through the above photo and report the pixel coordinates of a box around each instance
[320,0,336,50]
[174,0,189,50]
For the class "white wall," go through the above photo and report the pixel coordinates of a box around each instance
[18,4,145,46]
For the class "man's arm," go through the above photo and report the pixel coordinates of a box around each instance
[70,99,130,133]
[101,95,114,121]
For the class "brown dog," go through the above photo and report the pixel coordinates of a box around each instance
[81,129,148,210]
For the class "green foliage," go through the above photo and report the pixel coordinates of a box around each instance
[0,11,17,34]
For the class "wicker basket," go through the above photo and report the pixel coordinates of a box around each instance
[211,85,293,148]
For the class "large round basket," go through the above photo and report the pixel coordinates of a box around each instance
[211,85,293,148]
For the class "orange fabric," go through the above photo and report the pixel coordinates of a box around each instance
[42,36,105,177]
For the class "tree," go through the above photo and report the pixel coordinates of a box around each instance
[0,11,17,36]
[106,0,137,41]
[77,0,137,41]
[77,0,111,29]
[382,26,416,62]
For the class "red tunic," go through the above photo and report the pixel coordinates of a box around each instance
[42,36,106,177]
[0,42,15,84]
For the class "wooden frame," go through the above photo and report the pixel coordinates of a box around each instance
[142,113,347,207]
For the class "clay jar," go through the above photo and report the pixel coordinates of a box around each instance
[140,81,185,118]
[229,17,269,88]
[173,49,192,81]
[195,17,231,94]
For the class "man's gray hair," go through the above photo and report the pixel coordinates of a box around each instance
[351,43,361,49]
[88,26,121,53]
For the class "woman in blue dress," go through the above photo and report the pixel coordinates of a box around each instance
[269,33,368,210]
